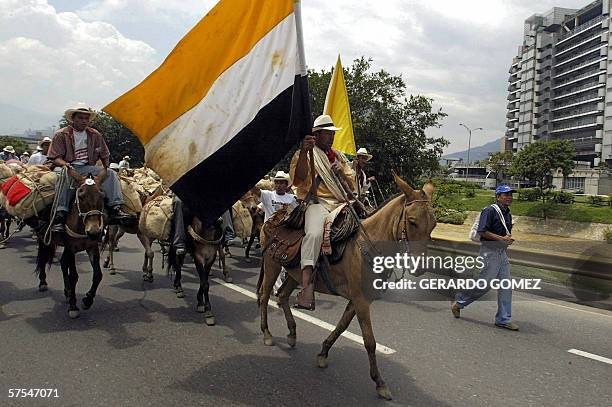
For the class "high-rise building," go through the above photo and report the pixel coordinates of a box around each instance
[506,1,612,194]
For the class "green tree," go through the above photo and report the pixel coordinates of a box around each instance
[485,151,514,187]
[59,111,144,166]
[0,136,30,156]
[276,57,448,194]
[509,139,575,206]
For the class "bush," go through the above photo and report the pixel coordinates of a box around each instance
[609,194,612,207]
[588,195,606,206]
[465,189,476,198]
[435,208,468,225]
[604,228,612,242]
[517,188,542,201]
[548,191,575,204]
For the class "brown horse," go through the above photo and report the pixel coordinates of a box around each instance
[35,168,107,318]
[257,173,436,400]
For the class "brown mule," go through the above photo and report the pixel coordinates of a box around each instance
[257,172,436,400]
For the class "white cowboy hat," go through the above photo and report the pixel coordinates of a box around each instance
[3,145,15,154]
[356,147,373,161]
[40,136,52,145]
[312,114,342,132]
[64,103,97,123]
[109,163,120,170]
[22,151,30,156]
[273,170,291,184]
[123,156,130,160]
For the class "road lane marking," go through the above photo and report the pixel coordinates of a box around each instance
[211,278,397,355]
[568,349,612,365]
[535,299,612,319]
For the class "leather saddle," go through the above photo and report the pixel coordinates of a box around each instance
[262,204,359,269]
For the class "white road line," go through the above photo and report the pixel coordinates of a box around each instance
[568,349,612,365]
[211,278,397,355]
[535,299,612,319]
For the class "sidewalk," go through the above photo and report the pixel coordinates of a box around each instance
[432,222,612,262]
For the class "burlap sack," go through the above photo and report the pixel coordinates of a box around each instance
[256,178,275,191]
[119,177,143,215]
[3,166,57,219]
[139,195,174,241]
[0,162,16,188]
[232,200,253,241]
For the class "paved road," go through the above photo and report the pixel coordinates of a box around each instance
[0,231,611,406]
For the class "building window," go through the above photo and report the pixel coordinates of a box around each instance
[563,177,585,190]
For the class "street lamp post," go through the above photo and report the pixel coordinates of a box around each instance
[459,123,483,183]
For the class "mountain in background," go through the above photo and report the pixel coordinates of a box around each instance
[442,137,504,163]
[0,103,58,134]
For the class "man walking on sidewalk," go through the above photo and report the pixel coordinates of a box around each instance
[451,184,519,331]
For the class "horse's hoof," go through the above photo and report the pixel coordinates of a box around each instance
[143,273,153,282]
[68,309,80,319]
[263,336,274,346]
[204,312,216,326]
[175,288,185,298]
[38,284,48,292]
[223,275,233,283]
[376,385,393,401]
[82,296,93,310]
[109,268,117,275]
[317,355,328,369]
[287,335,296,348]
[245,258,252,263]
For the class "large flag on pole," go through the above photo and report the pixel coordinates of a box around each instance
[103,0,310,225]
[324,55,356,156]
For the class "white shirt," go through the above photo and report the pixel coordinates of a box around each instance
[27,152,47,166]
[73,129,88,165]
[260,190,297,222]
[119,160,130,169]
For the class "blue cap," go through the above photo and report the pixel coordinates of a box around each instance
[495,184,516,195]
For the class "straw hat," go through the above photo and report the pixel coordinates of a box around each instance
[64,103,97,123]
[2,145,15,154]
[356,147,373,161]
[273,170,291,184]
[312,114,341,132]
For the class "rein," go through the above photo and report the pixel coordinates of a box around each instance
[187,225,223,245]
[356,198,431,281]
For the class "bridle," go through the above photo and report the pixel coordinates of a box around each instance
[397,199,431,242]
[66,181,105,239]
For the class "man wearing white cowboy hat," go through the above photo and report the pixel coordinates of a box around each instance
[289,114,356,310]
[352,147,375,198]
[252,170,297,222]
[20,151,30,164]
[119,155,130,169]
[27,137,52,166]
[0,145,17,161]
[47,103,134,233]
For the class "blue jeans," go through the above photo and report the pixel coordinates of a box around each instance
[456,247,512,324]
[54,165,124,212]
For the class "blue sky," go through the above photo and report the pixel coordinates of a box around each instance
[2,0,590,153]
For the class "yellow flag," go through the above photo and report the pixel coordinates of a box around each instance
[324,55,356,156]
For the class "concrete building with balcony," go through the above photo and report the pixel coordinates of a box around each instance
[506,1,612,194]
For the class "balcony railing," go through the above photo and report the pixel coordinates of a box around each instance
[553,68,601,88]
[558,14,607,42]
[552,93,601,110]
[553,81,602,100]
[553,56,606,79]
[551,117,597,132]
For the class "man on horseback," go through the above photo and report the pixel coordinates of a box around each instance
[48,104,135,233]
[289,114,356,310]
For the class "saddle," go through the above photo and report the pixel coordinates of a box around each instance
[262,203,360,269]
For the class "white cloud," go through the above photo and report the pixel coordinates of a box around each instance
[0,0,156,116]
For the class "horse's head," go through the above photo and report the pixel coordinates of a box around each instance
[240,193,259,216]
[68,167,107,240]
[391,171,436,273]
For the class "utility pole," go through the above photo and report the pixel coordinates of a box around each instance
[459,123,483,183]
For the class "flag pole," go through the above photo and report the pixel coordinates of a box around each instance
[294,0,317,203]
